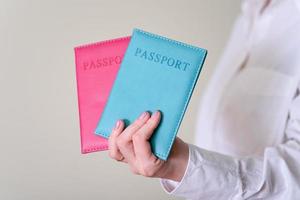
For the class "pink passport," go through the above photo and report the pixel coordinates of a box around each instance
[74,36,130,153]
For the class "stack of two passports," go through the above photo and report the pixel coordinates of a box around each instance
[74,29,207,160]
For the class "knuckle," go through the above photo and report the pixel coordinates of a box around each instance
[131,117,146,129]
[111,129,120,136]
[139,163,155,177]
[132,120,141,128]
[132,133,142,142]
[132,119,144,129]
[116,136,127,147]
[108,133,115,142]
[116,139,124,147]
[130,122,139,130]
[147,119,157,129]
[130,167,140,175]
[108,151,116,159]
[116,155,124,162]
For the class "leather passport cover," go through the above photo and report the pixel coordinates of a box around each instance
[74,36,130,154]
[95,29,207,160]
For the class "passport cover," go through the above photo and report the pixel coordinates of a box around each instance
[95,29,207,160]
[74,36,130,153]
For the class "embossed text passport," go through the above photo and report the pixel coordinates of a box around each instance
[74,36,130,153]
[95,29,207,160]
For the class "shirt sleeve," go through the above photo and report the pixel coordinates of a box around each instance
[160,84,300,200]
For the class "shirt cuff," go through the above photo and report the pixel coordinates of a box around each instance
[160,143,243,199]
[159,143,192,194]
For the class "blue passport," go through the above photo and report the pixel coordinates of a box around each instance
[95,29,207,160]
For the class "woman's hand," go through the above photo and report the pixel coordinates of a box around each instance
[108,110,189,182]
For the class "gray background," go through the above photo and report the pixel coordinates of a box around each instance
[0,0,240,199]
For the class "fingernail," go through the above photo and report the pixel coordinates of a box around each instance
[153,110,160,117]
[115,120,121,129]
[139,112,147,120]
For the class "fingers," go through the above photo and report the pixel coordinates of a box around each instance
[133,111,162,161]
[108,111,166,178]
[132,111,164,177]
[121,111,150,139]
[108,120,126,162]
[117,111,151,163]
[135,110,161,140]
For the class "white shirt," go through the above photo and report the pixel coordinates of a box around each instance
[160,0,300,199]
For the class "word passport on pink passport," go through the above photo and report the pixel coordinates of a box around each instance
[74,36,130,153]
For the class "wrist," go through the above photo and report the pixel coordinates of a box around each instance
[158,138,189,181]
